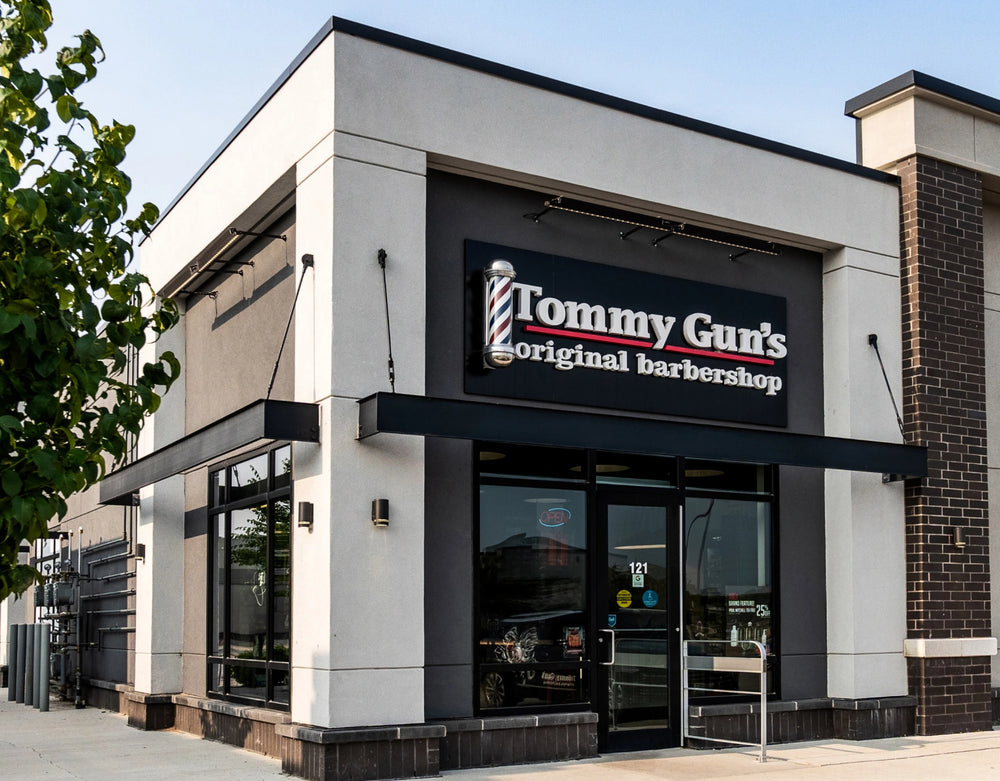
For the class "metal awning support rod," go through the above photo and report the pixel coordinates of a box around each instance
[229,227,287,242]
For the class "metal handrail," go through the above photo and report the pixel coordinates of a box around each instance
[681,639,768,762]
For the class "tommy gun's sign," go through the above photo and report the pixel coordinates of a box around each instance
[466,241,789,427]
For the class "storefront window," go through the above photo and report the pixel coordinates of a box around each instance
[208,446,292,709]
[684,460,770,494]
[595,452,676,488]
[478,484,589,709]
[475,444,778,713]
[684,495,774,694]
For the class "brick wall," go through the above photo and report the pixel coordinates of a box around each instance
[898,155,992,733]
[906,656,992,733]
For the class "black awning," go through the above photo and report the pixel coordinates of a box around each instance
[99,399,320,505]
[357,392,926,477]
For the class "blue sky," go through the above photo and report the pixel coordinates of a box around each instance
[40,1,1000,214]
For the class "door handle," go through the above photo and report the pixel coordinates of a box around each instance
[599,629,616,666]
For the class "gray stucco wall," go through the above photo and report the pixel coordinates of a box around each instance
[184,209,297,432]
[179,209,296,694]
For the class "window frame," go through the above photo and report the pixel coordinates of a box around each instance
[206,443,292,710]
[474,443,779,715]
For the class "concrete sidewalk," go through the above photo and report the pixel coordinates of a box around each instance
[2,691,999,780]
[442,729,1000,780]
[0,694,285,780]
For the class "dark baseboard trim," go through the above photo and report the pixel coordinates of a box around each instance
[432,712,599,770]
[688,696,917,745]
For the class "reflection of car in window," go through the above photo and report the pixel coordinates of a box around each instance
[491,610,586,662]
[479,610,587,709]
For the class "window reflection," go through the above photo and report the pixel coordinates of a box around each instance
[478,444,585,482]
[230,454,268,502]
[210,469,225,506]
[212,514,225,656]
[273,446,291,490]
[478,485,587,709]
[229,505,269,659]
[595,453,676,487]
[272,499,291,664]
[475,448,778,711]
[684,461,770,494]
[684,496,774,694]
[209,446,292,709]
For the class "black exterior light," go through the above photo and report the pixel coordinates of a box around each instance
[372,499,389,528]
[297,501,314,530]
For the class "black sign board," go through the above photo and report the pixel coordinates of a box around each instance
[465,241,788,427]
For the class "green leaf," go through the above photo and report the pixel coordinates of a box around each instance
[0,0,178,601]
[101,297,130,322]
[13,188,40,216]
[30,449,59,479]
[2,470,22,497]
[0,159,20,189]
[55,93,74,122]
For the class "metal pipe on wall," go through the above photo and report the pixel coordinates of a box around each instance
[37,625,49,711]
[32,624,42,709]
[23,624,34,707]
[31,623,42,707]
[14,623,26,703]
[75,573,83,709]
[6,624,16,701]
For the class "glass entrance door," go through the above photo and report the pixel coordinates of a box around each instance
[596,494,680,751]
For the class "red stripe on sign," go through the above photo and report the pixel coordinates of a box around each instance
[522,325,777,366]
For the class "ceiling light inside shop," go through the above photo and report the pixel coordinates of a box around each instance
[614,544,667,550]
[684,469,725,478]
[479,451,507,461]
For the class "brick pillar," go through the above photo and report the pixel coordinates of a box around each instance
[898,155,993,734]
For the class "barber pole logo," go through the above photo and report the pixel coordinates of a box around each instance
[483,260,517,368]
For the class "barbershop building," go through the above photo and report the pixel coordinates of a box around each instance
[4,18,1000,781]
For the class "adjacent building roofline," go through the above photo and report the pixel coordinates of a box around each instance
[153,16,896,230]
[845,70,1000,119]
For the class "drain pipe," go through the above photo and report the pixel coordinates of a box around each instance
[14,624,26,703]
[23,624,34,706]
[75,572,83,709]
[37,625,49,711]
[31,624,42,708]
[74,652,82,708]
[6,625,16,701]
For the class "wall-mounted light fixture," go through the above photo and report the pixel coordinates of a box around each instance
[135,543,146,562]
[297,501,314,530]
[372,499,389,528]
[953,527,967,550]
[523,196,780,257]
